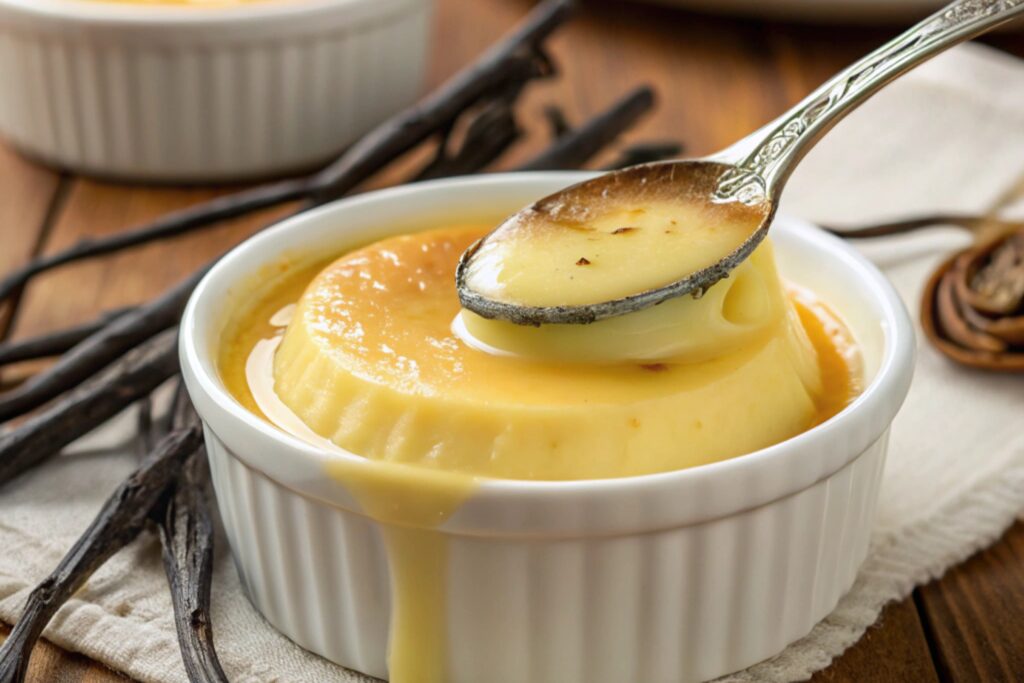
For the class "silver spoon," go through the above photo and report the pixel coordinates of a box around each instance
[457,0,1024,326]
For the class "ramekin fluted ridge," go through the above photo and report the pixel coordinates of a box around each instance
[0,0,431,180]
[206,429,887,682]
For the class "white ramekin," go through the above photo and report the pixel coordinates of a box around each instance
[180,173,915,683]
[0,0,431,181]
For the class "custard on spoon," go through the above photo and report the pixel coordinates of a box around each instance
[457,0,1024,326]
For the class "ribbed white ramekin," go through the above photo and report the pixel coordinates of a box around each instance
[0,0,431,181]
[180,173,916,683]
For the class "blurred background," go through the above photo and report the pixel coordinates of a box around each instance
[0,1,1022,681]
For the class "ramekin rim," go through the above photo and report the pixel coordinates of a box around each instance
[0,0,421,26]
[180,171,915,502]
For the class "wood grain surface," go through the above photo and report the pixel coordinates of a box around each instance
[1,1,1022,681]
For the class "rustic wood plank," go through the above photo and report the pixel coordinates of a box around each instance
[811,600,940,683]
[9,181,298,341]
[0,145,63,336]
[915,521,1024,682]
[1,182,298,387]
[0,626,126,683]
[554,3,792,157]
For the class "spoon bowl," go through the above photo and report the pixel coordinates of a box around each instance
[458,0,1024,326]
[456,160,774,325]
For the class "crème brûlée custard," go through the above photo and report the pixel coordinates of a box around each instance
[218,223,861,682]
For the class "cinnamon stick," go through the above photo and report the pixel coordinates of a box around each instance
[961,231,1024,315]
[921,229,1024,371]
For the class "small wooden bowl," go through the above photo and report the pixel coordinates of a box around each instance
[921,234,1024,372]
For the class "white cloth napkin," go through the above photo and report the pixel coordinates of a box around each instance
[1,43,1023,683]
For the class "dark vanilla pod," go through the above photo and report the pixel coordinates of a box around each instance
[0,424,203,683]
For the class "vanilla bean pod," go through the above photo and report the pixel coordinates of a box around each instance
[0,272,200,423]
[824,214,1024,239]
[604,141,684,170]
[0,80,658,428]
[0,1,572,311]
[543,105,572,138]
[0,423,202,683]
[148,389,227,682]
[0,329,179,485]
[0,308,134,367]
[0,0,572,416]
[136,395,156,459]
[156,441,227,683]
[169,378,191,432]
[0,108,663,485]
[309,0,571,205]
[517,85,655,171]
[0,96,511,422]
[0,179,308,308]
[415,98,523,181]
[0,17,574,422]
[0,96,664,481]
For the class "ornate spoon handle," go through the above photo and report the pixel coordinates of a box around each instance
[712,0,1024,206]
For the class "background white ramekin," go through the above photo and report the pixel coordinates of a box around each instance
[181,173,915,683]
[0,0,431,181]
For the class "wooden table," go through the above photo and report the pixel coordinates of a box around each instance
[1,0,1022,680]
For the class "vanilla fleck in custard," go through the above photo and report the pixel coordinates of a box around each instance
[218,223,861,682]
[461,170,768,308]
